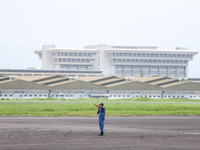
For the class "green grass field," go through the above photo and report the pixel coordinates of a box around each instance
[0,102,200,116]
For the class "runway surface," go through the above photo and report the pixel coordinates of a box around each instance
[0,117,200,150]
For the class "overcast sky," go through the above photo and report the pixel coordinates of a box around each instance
[0,0,199,77]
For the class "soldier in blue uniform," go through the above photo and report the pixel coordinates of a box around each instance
[94,103,105,136]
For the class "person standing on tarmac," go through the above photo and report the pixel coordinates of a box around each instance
[94,103,105,136]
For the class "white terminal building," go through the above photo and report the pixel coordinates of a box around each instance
[35,44,198,77]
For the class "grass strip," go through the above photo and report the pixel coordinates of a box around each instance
[0,103,200,116]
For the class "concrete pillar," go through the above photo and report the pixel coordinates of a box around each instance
[176,66,178,77]
[158,66,160,76]
[132,66,134,77]
[167,66,169,77]
[42,45,56,69]
[185,65,188,78]
[150,66,152,76]
[123,65,125,77]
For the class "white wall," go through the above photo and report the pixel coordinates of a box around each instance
[42,45,56,69]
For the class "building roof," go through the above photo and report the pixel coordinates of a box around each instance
[106,80,162,90]
[105,49,199,54]
[18,76,53,81]
[0,79,48,89]
[49,80,107,90]
[94,78,125,86]
[89,76,118,83]
[148,78,178,86]
[162,82,200,90]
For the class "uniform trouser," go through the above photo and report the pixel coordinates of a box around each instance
[99,117,105,132]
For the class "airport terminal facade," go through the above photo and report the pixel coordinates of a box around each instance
[35,44,198,77]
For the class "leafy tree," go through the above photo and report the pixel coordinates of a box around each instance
[140,71,144,77]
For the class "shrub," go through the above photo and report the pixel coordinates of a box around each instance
[136,97,150,101]
[1,98,5,100]
[6,98,9,100]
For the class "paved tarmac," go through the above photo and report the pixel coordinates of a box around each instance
[0,117,200,150]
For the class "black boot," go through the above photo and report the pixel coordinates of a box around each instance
[99,132,104,136]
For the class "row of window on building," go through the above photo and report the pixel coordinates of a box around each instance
[116,65,185,70]
[55,58,94,63]
[0,94,199,99]
[60,65,93,70]
[109,53,193,58]
[112,59,188,64]
[52,52,96,57]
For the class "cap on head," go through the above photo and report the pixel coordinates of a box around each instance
[100,103,104,106]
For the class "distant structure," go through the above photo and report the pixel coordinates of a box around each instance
[34,44,198,77]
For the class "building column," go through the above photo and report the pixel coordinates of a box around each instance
[158,66,160,76]
[167,66,169,77]
[185,65,188,78]
[132,66,134,77]
[123,65,125,77]
[150,66,152,76]
[176,66,178,77]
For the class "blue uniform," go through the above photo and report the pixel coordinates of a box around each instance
[99,107,105,132]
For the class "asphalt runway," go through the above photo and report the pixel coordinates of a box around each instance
[0,117,200,150]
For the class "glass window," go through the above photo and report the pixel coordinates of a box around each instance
[127,95,130,97]
[44,95,47,97]
[39,95,42,97]
[0,95,2,97]
[114,95,116,97]
[34,95,37,97]
[122,95,125,97]
[56,95,59,97]
[4,95,7,97]
[109,95,112,97]
[118,95,121,97]
[70,95,73,97]
[24,95,27,97]
[153,95,156,97]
